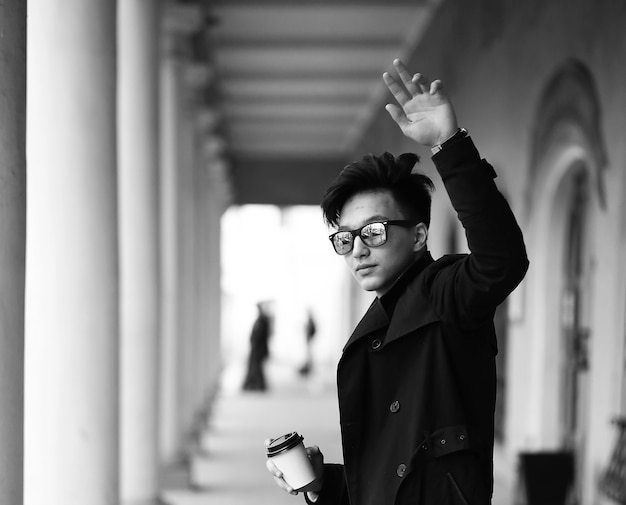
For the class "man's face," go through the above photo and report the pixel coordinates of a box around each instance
[337,189,423,297]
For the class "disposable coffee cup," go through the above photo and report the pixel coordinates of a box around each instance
[266,431,316,491]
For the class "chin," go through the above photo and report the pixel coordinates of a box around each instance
[357,278,381,292]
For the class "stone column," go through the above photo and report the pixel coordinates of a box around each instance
[159,3,205,466]
[193,134,215,428]
[159,35,183,466]
[25,2,119,504]
[198,133,230,406]
[182,70,216,443]
[118,1,161,504]
[0,2,26,505]
[195,112,218,410]
[207,159,230,392]
[176,71,199,454]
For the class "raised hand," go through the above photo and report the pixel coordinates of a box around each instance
[383,59,458,148]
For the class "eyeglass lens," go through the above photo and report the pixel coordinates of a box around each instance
[331,222,387,255]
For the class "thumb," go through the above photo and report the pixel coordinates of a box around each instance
[385,104,410,131]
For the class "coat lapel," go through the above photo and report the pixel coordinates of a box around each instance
[342,298,388,351]
[384,279,440,345]
[342,254,442,352]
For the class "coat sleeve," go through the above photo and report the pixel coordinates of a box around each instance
[428,136,529,327]
[303,464,349,505]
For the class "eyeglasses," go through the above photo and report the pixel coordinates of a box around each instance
[328,220,418,255]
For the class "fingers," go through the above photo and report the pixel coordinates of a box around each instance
[394,59,432,94]
[392,58,420,95]
[306,445,324,469]
[386,58,441,98]
[384,104,410,131]
[383,71,411,106]
[303,446,325,494]
[411,73,431,94]
[306,445,321,457]
[273,476,298,495]
[429,79,444,95]
[306,445,324,468]
[266,457,279,475]
[266,458,298,495]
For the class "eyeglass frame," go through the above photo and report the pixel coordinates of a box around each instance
[328,219,419,255]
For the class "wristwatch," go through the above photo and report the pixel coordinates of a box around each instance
[430,127,468,155]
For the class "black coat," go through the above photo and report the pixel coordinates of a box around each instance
[311,137,529,505]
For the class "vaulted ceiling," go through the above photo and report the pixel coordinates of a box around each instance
[207,0,440,205]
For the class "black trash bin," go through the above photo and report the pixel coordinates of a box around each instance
[517,451,574,505]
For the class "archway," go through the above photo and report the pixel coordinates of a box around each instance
[526,59,606,504]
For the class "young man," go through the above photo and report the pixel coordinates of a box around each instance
[266,59,528,504]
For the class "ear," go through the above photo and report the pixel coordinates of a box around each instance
[412,223,428,252]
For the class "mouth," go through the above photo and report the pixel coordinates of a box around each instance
[355,264,376,274]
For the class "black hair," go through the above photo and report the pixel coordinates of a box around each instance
[320,152,434,227]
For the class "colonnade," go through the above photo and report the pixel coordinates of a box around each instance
[0,1,228,504]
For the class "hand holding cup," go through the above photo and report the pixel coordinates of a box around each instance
[265,432,324,495]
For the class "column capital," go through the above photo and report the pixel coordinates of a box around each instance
[163,3,205,36]
[161,3,209,58]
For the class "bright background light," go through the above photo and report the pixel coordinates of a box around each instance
[220,204,355,393]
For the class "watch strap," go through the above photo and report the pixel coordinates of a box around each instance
[431,128,468,154]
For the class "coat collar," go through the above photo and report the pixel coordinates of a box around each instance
[343,253,440,352]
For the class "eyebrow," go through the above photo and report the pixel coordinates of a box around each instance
[337,215,389,232]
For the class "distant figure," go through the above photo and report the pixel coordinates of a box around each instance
[298,310,317,377]
[242,302,271,391]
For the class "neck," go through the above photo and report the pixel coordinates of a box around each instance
[376,250,430,298]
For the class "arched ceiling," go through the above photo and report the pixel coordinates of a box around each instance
[207,0,440,205]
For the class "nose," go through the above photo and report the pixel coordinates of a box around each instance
[351,235,370,258]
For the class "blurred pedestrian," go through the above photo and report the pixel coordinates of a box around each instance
[242,301,272,391]
[266,58,528,504]
[298,310,317,377]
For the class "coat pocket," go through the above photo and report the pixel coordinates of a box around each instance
[395,450,486,505]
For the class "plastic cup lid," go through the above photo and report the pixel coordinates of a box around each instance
[266,432,303,457]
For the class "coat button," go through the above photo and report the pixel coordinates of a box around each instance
[440,439,446,445]
[396,464,406,477]
[371,339,382,350]
[389,400,400,413]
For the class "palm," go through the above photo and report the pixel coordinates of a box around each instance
[401,94,456,145]
[383,59,458,147]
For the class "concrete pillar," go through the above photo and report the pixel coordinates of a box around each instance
[177,72,199,453]
[25,2,119,504]
[193,134,209,425]
[159,35,183,465]
[204,155,231,398]
[0,2,26,505]
[198,134,230,406]
[159,3,204,465]
[194,112,217,412]
[182,71,217,444]
[193,135,215,429]
[118,1,161,504]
